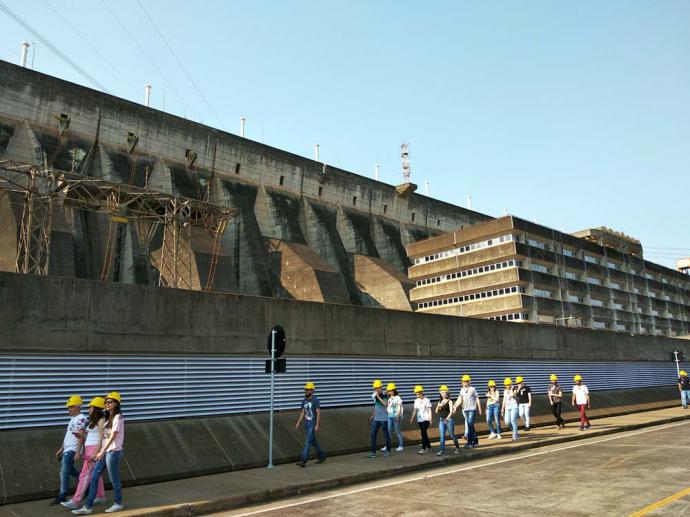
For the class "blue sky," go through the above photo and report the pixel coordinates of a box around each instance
[1,1,689,268]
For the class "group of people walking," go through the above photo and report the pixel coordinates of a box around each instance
[296,373,593,466]
[52,392,125,515]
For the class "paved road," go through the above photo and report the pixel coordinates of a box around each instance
[220,421,690,517]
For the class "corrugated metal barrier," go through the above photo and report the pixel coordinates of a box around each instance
[0,354,681,430]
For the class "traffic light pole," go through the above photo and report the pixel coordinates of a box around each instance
[673,350,681,377]
[267,328,276,469]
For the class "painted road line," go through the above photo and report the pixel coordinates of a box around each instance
[232,420,690,516]
[628,487,690,517]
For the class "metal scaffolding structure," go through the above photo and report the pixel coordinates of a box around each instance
[0,159,236,289]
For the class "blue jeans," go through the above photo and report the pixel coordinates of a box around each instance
[438,418,459,451]
[682,390,690,409]
[59,450,80,498]
[504,407,519,439]
[370,419,391,454]
[486,404,501,435]
[86,450,123,508]
[300,425,325,462]
[463,409,478,445]
[388,416,403,448]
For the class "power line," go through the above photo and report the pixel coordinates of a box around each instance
[40,0,139,97]
[0,41,19,59]
[0,0,109,92]
[99,0,199,119]
[133,0,226,130]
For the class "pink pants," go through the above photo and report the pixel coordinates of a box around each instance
[578,404,590,428]
[72,445,104,503]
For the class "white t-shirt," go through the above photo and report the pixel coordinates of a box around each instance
[63,414,87,452]
[573,385,589,405]
[387,395,403,417]
[459,386,479,411]
[414,397,432,422]
[84,420,103,446]
[504,388,518,410]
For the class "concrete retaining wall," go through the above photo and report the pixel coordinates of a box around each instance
[1,272,688,361]
[0,387,680,504]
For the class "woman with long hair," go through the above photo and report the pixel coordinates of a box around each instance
[501,378,519,441]
[61,397,106,510]
[386,383,404,452]
[73,391,125,515]
[436,385,460,455]
[485,380,502,440]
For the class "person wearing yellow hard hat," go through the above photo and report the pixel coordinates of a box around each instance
[571,375,591,431]
[436,385,460,455]
[367,380,391,458]
[500,378,519,441]
[295,382,326,468]
[515,376,532,431]
[50,395,87,506]
[409,385,432,453]
[61,397,107,510]
[385,383,404,452]
[679,370,689,409]
[73,391,125,514]
[547,375,565,429]
[485,380,502,440]
[453,374,482,448]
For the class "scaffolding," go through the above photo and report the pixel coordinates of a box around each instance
[0,159,236,289]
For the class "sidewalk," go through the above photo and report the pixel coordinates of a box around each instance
[2,407,688,517]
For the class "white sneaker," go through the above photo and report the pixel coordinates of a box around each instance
[395,446,404,452]
[380,446,388,451]
[72,507,92,515]
[488,432,495,439]
[105,503,123,513]
[94,498,106,504]
[496,434,502,440]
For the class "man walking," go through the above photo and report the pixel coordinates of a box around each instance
[571,374,591,430]
[679,370,689,409]
[548,374,565,429]
[368,379,391,458]
[50,395,87,506]
[516,376,532,431]
[295,381,326,467]
[454,374,482,448]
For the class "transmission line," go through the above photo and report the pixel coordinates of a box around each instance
[0,0,109,92]
[133,0,226,129]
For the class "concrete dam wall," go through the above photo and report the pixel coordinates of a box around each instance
[0,60,488,309]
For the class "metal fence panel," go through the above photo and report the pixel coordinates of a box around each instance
[0,354,681,429]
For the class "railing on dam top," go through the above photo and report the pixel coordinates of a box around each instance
[0,354,681,430]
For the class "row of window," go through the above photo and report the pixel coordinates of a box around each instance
[486,313,528,322]
[414,260,522,287]
[416,285,525,309]
[413,234,514,265]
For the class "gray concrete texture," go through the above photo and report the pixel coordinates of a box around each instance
[0,60,488,310]
[1,272,688,361]
[0,385,681,504]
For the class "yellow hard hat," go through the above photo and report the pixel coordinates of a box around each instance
[372,379,383,389]
[65,395,83,407]
[88,396,105,409]
[414,385,424,394]
[680,370,687,376]
[304,382,315,390]
[105,391,122,403]
[487,380,496,387]
[504,377,512,386]
[386,383,397,391]
[439,385,449,392]
[550,374,558,381]
[461,374,471,382]
[516,376,524,383]
[573,374,582,382]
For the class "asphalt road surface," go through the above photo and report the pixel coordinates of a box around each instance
[218,420,690,517]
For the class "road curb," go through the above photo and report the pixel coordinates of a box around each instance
[128,413,690,517]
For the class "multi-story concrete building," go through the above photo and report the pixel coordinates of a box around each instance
[406,216,690,337]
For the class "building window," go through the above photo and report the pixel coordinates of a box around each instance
[590,298,605,307]
[609,281,621,290]
[530,263,550,274]
[235,163,241,174]
[565,271,578,280]
[584,255,598,264]
[563,248,574,257]
[437,219,441,226]
[568,294,584,303]
[613,302,624,310]
[383,204,387,214]
[318,186,323,196]
[279,176,285,186]
[593,321,610,329]
[533,288,552,298]
[587,277,602,285]
[352,196,357,206]
[411,212,415,222]
[527,239,547,250]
